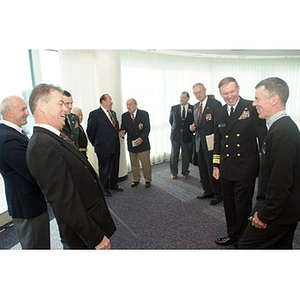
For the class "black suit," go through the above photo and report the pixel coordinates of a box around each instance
[87,107,120,191]
[193,95,222,197]
[26,126,116,249]
[213,97,267,241]
[169,104,194,175]
[0,123,50,249]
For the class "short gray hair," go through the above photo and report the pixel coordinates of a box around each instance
[0,96,19,118]
[29,83,63,114]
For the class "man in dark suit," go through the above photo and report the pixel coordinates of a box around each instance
[239,77,300,249]
[87,94,123,197]
[169,92,194,180]
[62,90,80,148]
[0,96,50,249]
[120,98,152,188]
[26,84,116,249]
[190,83,222,205]
[213,77,267,246]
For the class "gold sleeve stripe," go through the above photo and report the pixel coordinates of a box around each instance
[213,154,220,164]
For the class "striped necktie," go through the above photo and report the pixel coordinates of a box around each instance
[107,110,117,128]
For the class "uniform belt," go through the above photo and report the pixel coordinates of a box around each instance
[79,148,86,152]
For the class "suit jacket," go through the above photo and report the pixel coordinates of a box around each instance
[213,97,267,181]
[0,124,47,219]
[193,95,221,152]
[121,109,151,153]
[62,113,80,148]
[254,116,300,225]
[169,103,194,143]
[26,127,116,249]
[87,107,120,154]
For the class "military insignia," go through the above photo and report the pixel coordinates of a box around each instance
[238,108,250,120]
[218,123,225,128]
[138,123,143,130]
[187,108,193,114]
[206,113,212,121]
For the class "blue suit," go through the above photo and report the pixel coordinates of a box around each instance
[0,123,49,249]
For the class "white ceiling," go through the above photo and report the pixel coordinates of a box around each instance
[145,49,300,59]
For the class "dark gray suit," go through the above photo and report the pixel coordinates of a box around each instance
[169,103,194,175]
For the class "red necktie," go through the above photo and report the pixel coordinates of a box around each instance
[131,113,135,123]
[198,103,203,121]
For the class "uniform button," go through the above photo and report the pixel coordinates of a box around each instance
[226,144,229,148]
[237,153,241,157]
[236,133,240,137]
[225,135,229,138]
[237,144,240,147]
[226,154,230,157]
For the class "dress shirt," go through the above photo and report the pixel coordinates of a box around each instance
[181,104,188,119]
[100,105,115,124]
[227,98,240,116]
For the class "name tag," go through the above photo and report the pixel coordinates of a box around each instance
[218,123,225,128]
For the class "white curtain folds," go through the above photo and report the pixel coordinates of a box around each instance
[59,50,300,167]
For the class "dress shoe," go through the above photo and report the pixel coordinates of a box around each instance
[145,182,151,188]
[209,197,222,205]
[110,185,124,192]
[197,192,213,199]
[104,190,112,197]
[182,173,189,179]
[215,236,236,246]
[171,174,177,180]
[131,181,140,187]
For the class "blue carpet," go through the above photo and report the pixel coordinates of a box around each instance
[1,162,299,249]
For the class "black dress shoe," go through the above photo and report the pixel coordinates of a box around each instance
[215,236,237,246]
[145,182,151,188]
[110,185,124,192]
[210,197,222,205]
[104,190,112,197]
[131,181,140,187]
[197,192,213,199]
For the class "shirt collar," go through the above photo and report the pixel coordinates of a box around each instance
[266,110,287,129]
[0,120,23,134]
[34,124,61,136]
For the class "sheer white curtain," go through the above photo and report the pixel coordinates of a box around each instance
[121,51,300,165]
[58,50,300,168]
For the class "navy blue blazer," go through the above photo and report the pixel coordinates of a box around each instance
[193,95,222,153]
[169,103,194,143]
[87,107,120,155]
[121,109,151,153]
[0,123,47,219]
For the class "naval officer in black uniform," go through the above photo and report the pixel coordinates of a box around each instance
[213,77,267,246]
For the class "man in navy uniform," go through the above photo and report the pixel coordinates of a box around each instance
[213,77,267,246]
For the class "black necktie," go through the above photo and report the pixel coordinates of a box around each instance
[182,106,186,120]
[230,107,234,118]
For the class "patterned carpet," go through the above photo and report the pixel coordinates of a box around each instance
[1,161,299,249]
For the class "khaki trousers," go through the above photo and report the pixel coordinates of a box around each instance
[129,150,152,183]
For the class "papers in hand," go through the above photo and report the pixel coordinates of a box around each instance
[132,139,139,147]
[206,133,214,151]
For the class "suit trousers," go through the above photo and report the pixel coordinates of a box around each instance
[170,139,191,175]
[96,151,120,190]
[221,178,255,241]
[238,222,298,249]
[13,211,50,249]
[129,150,152,183]
[197,145,222,197]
